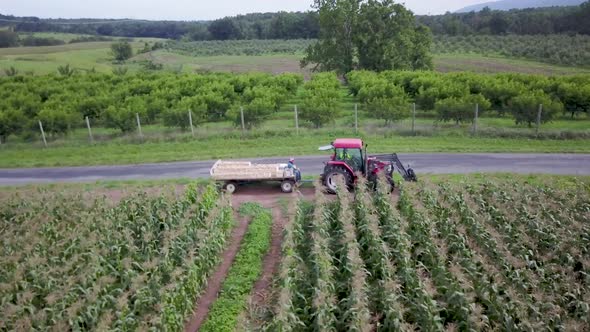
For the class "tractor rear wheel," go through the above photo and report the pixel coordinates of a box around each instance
[324,167,353,194]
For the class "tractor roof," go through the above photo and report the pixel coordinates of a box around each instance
[332,138,363,149]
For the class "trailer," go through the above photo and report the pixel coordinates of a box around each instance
[210,160,301,193]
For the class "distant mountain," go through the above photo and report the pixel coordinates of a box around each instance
[456,0,585,12]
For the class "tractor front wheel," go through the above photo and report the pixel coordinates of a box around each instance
[324,167,353,194]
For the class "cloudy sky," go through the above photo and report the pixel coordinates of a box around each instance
[0,0,491,20]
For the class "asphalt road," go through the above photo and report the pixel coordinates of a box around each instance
[1,153,589,186]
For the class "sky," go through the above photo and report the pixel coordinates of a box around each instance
[0,0,492,20]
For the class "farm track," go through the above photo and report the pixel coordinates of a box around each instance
[184,212,250,332]
[1,153,590,185]
[185,187,315,331]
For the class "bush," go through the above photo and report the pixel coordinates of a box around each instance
[37,108,78,135]
[509,92,563,127]
[111,41,133,62]
[435,94,491,124]
[228,97,275,129]
[0,108,26,142]
[299,72,341,128]
[104,97,147,132]
[163,96,206,129]
[363,83,411,125]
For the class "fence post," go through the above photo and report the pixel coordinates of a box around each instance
[354,103,358,134]
[240,106,245,133]
[85,116,94,143]
[412,103,416,135]
[294,105,299,135]
[536,104,543,136]
[473,103,479,135]
[188,109,195,137]
[136,113,143,139]
[38,120,47,148]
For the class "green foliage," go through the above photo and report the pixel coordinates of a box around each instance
[229,97,275,129]
[57,64,75,77]
[303,0,432,73]
[162,96,206,129]
[0,183,234,330]
[37,107,77,135]
[420,4,590,36]
[0,71,302,136]
[3,66,18,77]
[556,83,590,118]
[0,30,18,47]
[110,41,133,62]
[435,94,491,124]
[300,72,341,128]
[356,0,433,71]
[509,92,564,127]
[168,39,314,56]
[270,176,590,330]
[357,76,411,124]
[432,34,590,68]
[140,60,164,71]
[200,203,272,332]
[112,66,128,76]
[104,97,147,132]
[0,108,26,141]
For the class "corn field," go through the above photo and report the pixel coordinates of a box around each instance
[273,176,590,331]
[0,184,233,331]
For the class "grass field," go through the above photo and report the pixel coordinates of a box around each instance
[0,39,168,74]
[2,40,590,76]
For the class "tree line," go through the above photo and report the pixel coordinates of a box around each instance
[2,70,589,143]
[1,1,589,42]
[419,2,590,35]
[347,70,590,127]
[0,29,114,48]
[0,72,303,142]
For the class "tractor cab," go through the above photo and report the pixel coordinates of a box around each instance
[321,138,365,173]
[319,138,417,193]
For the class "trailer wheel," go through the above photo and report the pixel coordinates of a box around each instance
[224,182,237,194]
[281,180,295,193]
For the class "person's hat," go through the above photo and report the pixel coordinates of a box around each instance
[289,157,295,162]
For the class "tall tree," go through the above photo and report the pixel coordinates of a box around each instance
[302,0,361,74]
[357,0,433,71]
[302,0,432,74]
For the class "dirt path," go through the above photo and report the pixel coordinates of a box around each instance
[184,185,314,332]
[250,206,285,304]
[184,213,250,332]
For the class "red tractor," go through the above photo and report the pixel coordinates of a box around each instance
[319,138,417,193]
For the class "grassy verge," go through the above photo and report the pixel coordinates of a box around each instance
[2,132,590,168]
[200,203,273,332]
